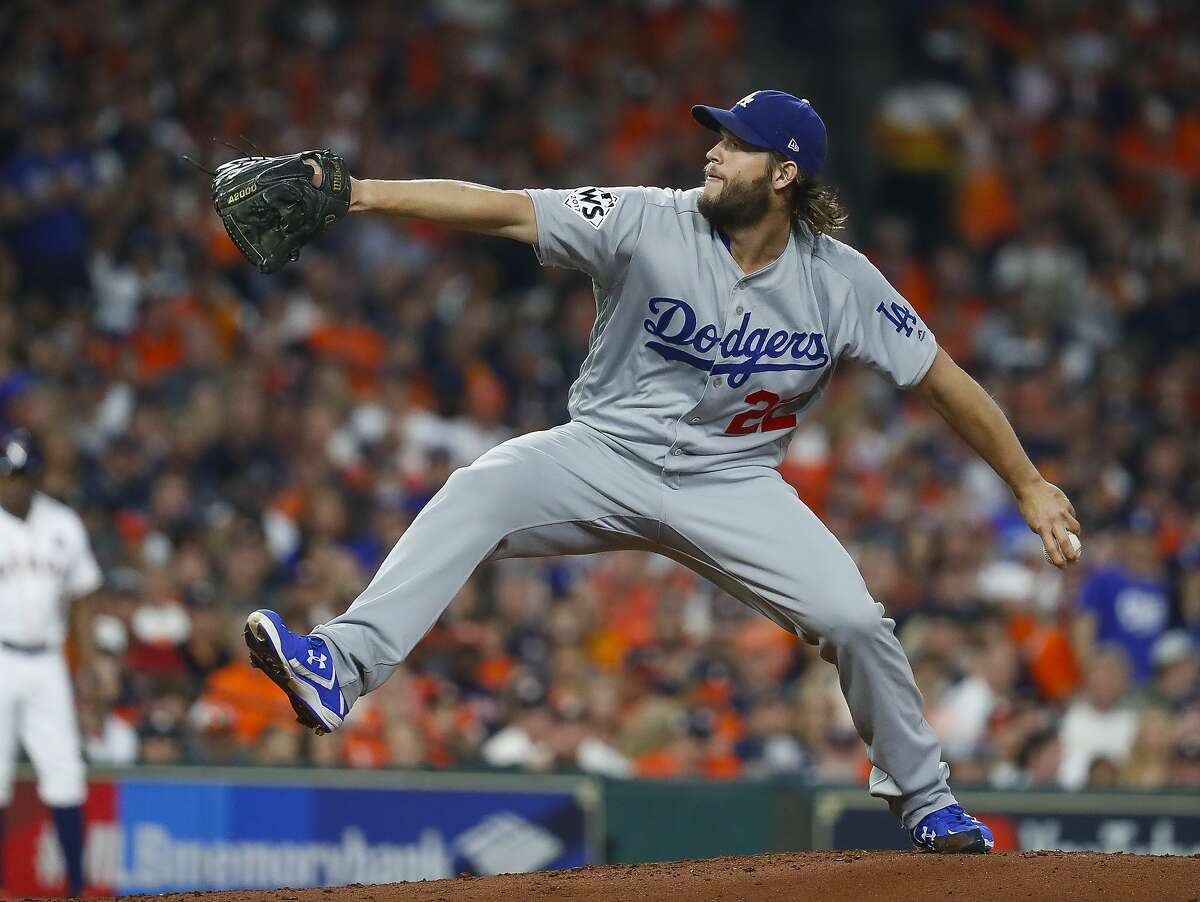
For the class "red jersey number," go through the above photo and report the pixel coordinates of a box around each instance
[724,389,811,436]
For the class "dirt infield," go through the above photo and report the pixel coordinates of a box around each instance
[106,850,1200,902]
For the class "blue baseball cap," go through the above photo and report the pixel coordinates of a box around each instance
[692,90,827,178]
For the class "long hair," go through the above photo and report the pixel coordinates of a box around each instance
[770,151,849,237]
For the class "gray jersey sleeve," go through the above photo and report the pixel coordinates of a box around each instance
[830,251,938,388]
[525,187,647,287]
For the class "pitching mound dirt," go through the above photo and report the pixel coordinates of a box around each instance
[103,850,1199,902]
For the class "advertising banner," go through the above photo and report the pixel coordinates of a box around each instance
[812,788,1200,854]
[3,779,119,897]
[5,771,593,896]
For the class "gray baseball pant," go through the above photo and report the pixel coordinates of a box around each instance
[315,421,956,828]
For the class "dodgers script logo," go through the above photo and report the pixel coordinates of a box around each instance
[642,297,829,388]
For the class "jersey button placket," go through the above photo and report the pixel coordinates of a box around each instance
[662,446,684,490]
[716,280,747,390]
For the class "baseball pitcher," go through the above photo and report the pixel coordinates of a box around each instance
[0,431,99,895]
[227,91,1082,852]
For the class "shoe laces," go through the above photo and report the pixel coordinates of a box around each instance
[936,805,982,831]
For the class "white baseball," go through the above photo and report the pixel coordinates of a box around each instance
[1045,532,1082,564]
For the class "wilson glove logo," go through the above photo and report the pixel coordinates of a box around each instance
[642,296,829,388]
[563,187,617,229]
[224,184,258,205]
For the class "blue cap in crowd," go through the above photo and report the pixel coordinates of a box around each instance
[692,90,827,178]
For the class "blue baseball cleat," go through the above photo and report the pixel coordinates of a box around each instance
[911,804,994,853]
[244,609,347,735]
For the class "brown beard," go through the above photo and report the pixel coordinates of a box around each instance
[698,169,772,231]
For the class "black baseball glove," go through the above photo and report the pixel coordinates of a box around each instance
[211,149,351,274]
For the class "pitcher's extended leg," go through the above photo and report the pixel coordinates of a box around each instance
[314,423,661,706]
[660,469,954,829]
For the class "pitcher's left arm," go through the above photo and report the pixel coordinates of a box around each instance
[914,348,1082,568]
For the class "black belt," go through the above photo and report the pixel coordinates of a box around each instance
[0,639,50,654]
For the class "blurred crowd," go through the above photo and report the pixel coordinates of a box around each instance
[0,0,1197,793]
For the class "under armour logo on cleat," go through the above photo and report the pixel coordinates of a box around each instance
[919,827,935,843]
[307,649,327,670]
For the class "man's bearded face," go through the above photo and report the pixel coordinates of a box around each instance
[699,163,772,231]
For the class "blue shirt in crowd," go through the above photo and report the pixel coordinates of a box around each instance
[1078,566,1171,682]
[4,148,92,263]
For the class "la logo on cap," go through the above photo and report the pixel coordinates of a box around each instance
[736,91,761,107]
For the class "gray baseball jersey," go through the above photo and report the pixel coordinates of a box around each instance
[526,185,937,472]
[317,184,955,828]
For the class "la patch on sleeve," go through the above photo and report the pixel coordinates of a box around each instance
[564,187,618,229]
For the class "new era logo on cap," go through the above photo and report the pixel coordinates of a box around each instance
[788,138,800,152]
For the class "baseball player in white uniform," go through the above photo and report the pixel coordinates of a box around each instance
[246,91,1083,853]
[0,430,99,895]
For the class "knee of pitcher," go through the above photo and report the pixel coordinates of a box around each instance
[441,462,517,519]
[821,602,887,647]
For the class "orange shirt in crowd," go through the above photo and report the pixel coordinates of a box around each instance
[201,660,301,744]
[1007,613,1078,703]
[131,319,184,383]
[957,165,1017,248]
[308,321,387,394]
[340,704,389,769]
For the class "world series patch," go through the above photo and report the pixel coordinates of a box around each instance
[563,187,618,229]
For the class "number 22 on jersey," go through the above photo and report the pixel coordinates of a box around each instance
[724,389,814,436]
